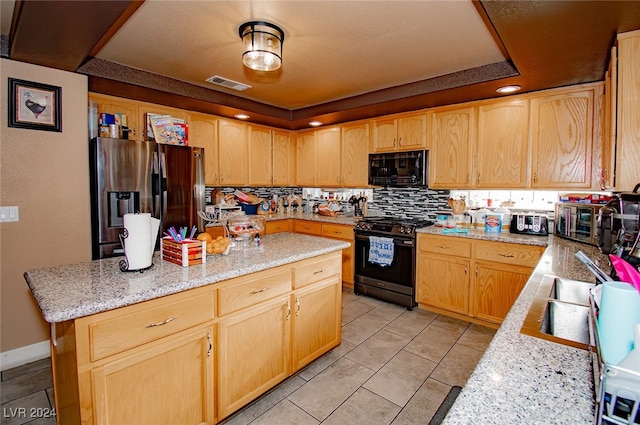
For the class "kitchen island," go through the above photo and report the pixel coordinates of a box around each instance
[418,228,606,424]
[24,233,349,425]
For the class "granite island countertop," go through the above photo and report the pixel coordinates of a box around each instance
[24,233,350,323]
[422,230,610,424]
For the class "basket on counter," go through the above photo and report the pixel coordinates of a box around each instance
[161,238,207,267]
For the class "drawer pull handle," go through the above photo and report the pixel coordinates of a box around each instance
[498,253,515,258]
[296,297,301,316]
[438,245,450,249]
[286,300,291,320]
[207,332,212,357]
[250,287,270,294]
[313,269,325,275]
[146,316,176,328]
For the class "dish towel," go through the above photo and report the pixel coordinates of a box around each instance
[369,236,395,266]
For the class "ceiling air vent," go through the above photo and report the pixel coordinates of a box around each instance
[205,75,252,91]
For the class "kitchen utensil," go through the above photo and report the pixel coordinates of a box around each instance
[575,250,613,283]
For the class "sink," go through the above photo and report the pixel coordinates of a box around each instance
[539,300,591,345]
[521,274,596,349]
[548,277,595,305]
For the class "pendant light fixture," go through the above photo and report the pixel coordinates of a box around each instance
[239,21,285,72]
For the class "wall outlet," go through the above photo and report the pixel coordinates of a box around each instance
[0,206,19,222]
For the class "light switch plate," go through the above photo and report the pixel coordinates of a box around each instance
[0,206,19,222]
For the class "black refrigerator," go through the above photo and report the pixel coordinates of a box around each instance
[89,137,205,260]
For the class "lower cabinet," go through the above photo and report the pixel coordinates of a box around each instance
[416,234,544,325]
[91,324,215,425]
[51,252,342,425]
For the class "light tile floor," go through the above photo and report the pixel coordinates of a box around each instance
[0,289,496,425]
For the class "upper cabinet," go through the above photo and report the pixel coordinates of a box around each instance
[340,122,370,187]
[247,125,273,186]
[429,106,475,189]
[476,99,530,188]
[609,30,640,191]
[218,119,248,186]
[529,86,599,189]
[187,112,219,185]
[295,127,342,187]
[137,103,188,141]
[295,130,318,186]
[272,130,295,186]
[371,112,426,152]
[89,93,140,140]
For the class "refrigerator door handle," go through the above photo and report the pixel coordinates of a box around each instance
[161,151,168,223]
[193,149,205,231]
[151,151,161,218]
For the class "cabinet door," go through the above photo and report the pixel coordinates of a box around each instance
[429,106,475,189]
[321,224,355,286]
[615,31,640,191]
[89,93,140,140]
[371,118,397,152]
[138,103,188,141]
[471,261,531,324]
[265,219,292,234]
[292,278,342,371]
[295,131,317,186]
[602,46,618,190]
[476,99,529,188]
[218,119,248,186]
[530,88,595,188]
[91,325,215,425]
[416,253,470,315]
[187,113,219,185]
[341,122,370,187]
[315,127,342,186]
[397,113,426,150]
[248,125,273,186]
[217,297,290,419]
[272,130,295,186]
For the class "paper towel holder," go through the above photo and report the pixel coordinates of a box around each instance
[118,228,154,273]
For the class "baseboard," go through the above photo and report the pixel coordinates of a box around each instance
[0,340,50,371]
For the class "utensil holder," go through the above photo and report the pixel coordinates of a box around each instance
[161,238,206,267]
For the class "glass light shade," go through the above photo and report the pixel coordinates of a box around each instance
[239,21,284,72]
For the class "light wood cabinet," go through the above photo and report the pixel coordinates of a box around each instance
[89,93,140,140]
[265,219,292,234]
[602,45,618,190]
[138,103,188,140]
[247,124,273,186]
[371,112,426,152]
[529,87,596,189]
[91,324,215,425]
[295,130,317,186]
[340,122,370,187]
[272,129,295,186]
[187,112,219,185]
[217,296,290,418]
[218,119,248,186]
[417,234,544,326]
[611,30,640,191]
[321,223,355,286]
[316,127,342,186]
[429,106,475,189]
[293,219,323,236]
[476,99,530,188]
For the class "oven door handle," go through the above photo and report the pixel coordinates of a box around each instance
[355,233,414,247]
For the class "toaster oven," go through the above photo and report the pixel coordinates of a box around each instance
[555,203,602,245]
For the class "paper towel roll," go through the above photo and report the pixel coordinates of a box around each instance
[598,281,640,365]
[123,213,153,271]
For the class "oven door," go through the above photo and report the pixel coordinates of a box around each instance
[354,233,415,289]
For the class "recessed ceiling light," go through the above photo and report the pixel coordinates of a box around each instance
[234,114,250,120]
[496,85,522,94]
[308,121,323,127]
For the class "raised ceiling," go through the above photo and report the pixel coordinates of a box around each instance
[5,1,640,129]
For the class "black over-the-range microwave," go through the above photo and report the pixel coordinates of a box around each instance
[368,150,428,187]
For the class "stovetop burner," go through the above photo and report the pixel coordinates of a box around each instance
[354,216,434,236]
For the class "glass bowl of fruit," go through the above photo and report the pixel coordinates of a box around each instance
[226,217,265,248]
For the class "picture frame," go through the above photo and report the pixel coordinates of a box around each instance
[8,78,62,132]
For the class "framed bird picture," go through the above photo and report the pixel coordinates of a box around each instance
[8,78,62,132]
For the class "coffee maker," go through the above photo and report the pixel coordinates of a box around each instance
[597,183,640,260]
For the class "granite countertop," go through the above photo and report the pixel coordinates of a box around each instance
[417,225,550,247]
[437,233,610,424]
[205,212,360,227]
[24,233,350,323]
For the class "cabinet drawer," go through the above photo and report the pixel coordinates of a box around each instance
[266,219,291,234]
[294,220,322,236]
[218,268,292,316]
[89,289,215,361]
[293,252,342,289]
[322,224,354,240]
[418,234,472,258]
[474,241,544,267]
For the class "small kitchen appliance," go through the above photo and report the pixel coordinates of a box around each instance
[368,150,428,187]
[597,184,640,258]
[510,212,549,236]
[555,202,602,245]
[354,216,433,309]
